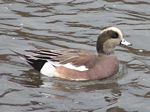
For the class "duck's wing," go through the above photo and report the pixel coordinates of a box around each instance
[25,49,97,68]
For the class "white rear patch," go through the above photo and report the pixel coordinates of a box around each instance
[40,61,56,77]
[40,61,88,77]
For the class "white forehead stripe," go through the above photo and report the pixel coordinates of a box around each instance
[101,27,123,39]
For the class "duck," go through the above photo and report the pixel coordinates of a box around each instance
[14,27,132,81]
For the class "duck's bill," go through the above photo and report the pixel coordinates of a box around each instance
[120,39,132,46]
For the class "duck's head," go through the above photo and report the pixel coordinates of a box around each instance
[96,27,132,55]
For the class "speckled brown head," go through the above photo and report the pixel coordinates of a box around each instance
[96,27,132,55]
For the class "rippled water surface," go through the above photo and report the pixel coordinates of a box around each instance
[0,0,150,112]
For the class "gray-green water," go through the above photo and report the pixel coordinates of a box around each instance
[0,0,150,112]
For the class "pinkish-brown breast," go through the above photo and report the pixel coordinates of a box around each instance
[87,55,119,80]
[55,55,119,81]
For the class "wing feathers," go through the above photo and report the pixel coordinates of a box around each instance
[13,49,96,72]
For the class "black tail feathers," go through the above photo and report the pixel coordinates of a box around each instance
[26,58,47,71]
[11,50,47,71]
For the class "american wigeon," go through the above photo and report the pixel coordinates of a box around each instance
[14,27,132,81]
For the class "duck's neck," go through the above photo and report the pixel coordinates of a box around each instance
[96,35,115,56]
[97,51,114,56]
[96,44,114,56]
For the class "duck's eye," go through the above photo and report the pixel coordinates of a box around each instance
[111,32,119,38]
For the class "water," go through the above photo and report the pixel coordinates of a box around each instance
[0,0,150,112]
